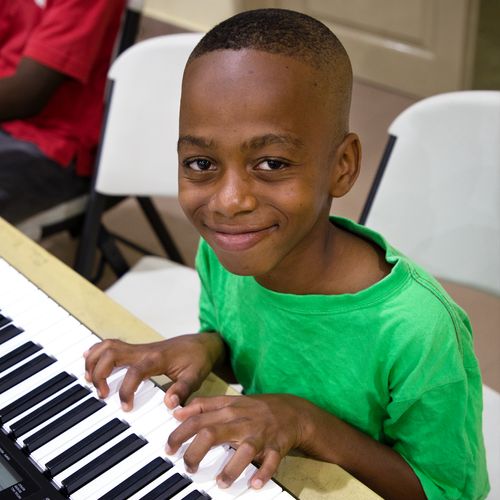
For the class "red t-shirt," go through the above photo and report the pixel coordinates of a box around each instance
[0,0,126,175]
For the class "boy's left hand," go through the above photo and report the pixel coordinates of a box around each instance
[167,394,308,489]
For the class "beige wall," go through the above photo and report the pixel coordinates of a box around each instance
[143,0,240,32]
[143,0,497,97]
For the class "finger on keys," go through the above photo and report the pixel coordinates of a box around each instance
[84,341,125,398]
[176,427,222,474]
[216,441,257,489]
[164,376,199,410]
[248,449,281,490]
[83,342,103,381]
[118,365,147,411]
[167,398,234,466]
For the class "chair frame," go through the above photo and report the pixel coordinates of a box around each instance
[358,135,396,226]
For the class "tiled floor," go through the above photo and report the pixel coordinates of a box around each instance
[39,17,499,395]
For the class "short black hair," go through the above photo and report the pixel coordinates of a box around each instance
[187,8,350,74]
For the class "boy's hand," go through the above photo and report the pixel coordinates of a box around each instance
[167,394,308,489]
[83,333,224,410]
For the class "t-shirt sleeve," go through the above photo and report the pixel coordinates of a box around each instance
[23,0,125,83]
[195,239,218,333]
[383,310,489,499]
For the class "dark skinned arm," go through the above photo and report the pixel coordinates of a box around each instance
[0,57,66,122]
[298,396,426,499]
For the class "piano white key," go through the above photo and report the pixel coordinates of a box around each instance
[0,271,39,305]
[28,315,87,345]
[6,295,66,331]
[42,326,92,357]
[131,398,175,438]
[116,389,167,428]
[0,286,40,313]
[236,480,284,500]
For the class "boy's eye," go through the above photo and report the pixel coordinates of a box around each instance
[184,158,214,171]
[256,159,288,171]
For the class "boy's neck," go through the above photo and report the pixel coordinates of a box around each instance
[255,220,392,295]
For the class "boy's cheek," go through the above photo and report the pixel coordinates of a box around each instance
[177,193,200,221]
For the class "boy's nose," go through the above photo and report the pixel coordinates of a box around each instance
[208,170,257,217]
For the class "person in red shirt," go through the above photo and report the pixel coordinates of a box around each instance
[0,0,126,224]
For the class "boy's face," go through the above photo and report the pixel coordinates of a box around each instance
[178,49,351,279]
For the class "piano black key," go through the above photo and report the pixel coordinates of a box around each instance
[46,418,130,478]
[0,372,76,424]
[0,314,12,329]
[10,384,90,438]
[98,456,173,500]
[182,490,212,500]
[0,341,41,373]
[61,433,147,495]
[24,397,106,453]
[0,353,55,393]
[0,324,23,344]
[140,472,192,500]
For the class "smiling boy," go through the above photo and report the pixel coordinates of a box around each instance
[85,9,489,499]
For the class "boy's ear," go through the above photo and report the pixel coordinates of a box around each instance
[330,133,361,198]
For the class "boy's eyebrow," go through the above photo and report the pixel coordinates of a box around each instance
[177,133,304,151]
[242,134,304,151]
[177,135,214,150]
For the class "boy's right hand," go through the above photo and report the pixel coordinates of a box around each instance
[83,332,224,411]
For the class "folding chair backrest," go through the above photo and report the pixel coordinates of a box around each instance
[360,91,500,296]
[94,33,203,197]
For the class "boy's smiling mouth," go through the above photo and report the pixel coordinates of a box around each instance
[206,224,278,251]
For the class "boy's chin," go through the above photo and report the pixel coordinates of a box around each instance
[215,251,273,278]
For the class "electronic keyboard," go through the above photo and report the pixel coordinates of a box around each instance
[0,257,294,500]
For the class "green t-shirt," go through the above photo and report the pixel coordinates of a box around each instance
[195,217,489,499]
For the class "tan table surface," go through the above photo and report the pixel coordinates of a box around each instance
[0,217,380,500]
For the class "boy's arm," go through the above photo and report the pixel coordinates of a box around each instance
[297,396,426,499]
[169,393,426,500]
[0,58,66,121]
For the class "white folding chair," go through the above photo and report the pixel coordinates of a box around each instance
[360,90,500,498]
[75,33,204,339]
